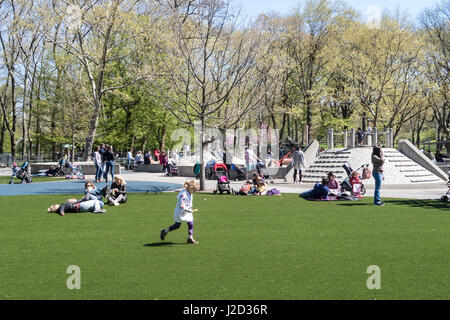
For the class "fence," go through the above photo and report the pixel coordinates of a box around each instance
[326,128,394,149]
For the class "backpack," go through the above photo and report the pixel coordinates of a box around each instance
[362,167,372,179]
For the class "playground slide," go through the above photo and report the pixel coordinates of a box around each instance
[397,139,447,181]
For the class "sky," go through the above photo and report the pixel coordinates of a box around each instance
[238,0,439,22]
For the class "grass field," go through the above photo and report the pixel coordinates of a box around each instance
[0,193,448,300]
[0,176,66,184]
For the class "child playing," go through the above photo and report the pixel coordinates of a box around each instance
[160,181,200,244]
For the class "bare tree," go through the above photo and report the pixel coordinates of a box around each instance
[44,0,147,159]
[420,0,450,152]
[153,0,261,190]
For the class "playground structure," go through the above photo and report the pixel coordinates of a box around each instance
[296,128,447,185]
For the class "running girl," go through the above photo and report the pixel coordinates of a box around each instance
[160,181,200,244]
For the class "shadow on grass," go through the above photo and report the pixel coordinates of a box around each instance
[383,199,449,212]
[144,242,185,247]
[336,203,370,206]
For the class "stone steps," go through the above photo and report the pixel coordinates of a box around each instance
[301,147,444,185]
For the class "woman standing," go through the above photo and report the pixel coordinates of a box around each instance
[94,146,103,182]
[372,146,385,206]
[103,145,116,183]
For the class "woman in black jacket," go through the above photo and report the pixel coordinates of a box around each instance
[106,175,127,206]
[103,145,116,182]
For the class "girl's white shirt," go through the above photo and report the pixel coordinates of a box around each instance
[173,189,193,223]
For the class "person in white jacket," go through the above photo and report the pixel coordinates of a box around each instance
[292,146,306,183]
[160,181,200,244]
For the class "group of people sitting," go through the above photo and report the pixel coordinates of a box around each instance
[47,175,128,216]
[424,149,448,163]
[234,173,268,196]
[300,171,361,200]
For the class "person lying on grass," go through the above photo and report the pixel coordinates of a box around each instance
[160,180,200,244]
[47,197,106,216]
[300,176,330,200]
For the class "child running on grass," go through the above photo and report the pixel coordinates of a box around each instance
[160,180,200,244]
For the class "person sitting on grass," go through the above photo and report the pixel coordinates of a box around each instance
[300,177,330,200]
[160,180,200,245]
[105,175,127,206]
[256,174,267,195]
[47,198,106,216]
[327,171,340,194]
[84,180,104,206]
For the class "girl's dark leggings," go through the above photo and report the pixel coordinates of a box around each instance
[169,221,194,235]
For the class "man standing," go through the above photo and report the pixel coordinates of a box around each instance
[126,148,135,170]
[292,146,306,183]
[245,145,260,180]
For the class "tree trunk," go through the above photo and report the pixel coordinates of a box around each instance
[10,73,16,160]
[199,118,206,191]
[51,105,57,161]
[0,116,5,154]
[160,123,167,153]
[83,100,102,160]
[21,69,28,161]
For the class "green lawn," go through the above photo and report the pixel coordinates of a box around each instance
[0,176,66,184]
[0,193,448,300]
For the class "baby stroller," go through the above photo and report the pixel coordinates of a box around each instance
[167,158,180,176]
[9,162,32,184]
[230,163,246,181]
[213,163,231,194]
[341,163,369,196]
[65,162,85,180]
[441,171,450,202]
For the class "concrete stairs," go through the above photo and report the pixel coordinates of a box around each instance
[302,147,443,185]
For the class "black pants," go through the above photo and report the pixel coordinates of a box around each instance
[294,169,302,182]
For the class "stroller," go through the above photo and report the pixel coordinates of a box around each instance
[341,163,369,196]
[167,158,180,176]
[9,162,32,184]
[230,163,246,181]
[441,171,450,202]
[65,162,85,180]
[213,163,231,194]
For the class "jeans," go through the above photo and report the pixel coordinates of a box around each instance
[95,163,102,181]
[373,172,383,204]
[103,161,114,181]
[84,192,104,207]
[78,200,102,212]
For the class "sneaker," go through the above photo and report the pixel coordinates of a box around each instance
[114,201,120,206]
[93,209,106,214]
[187,237,199,244]
[374,202,385,206]
[160,229,167,241]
